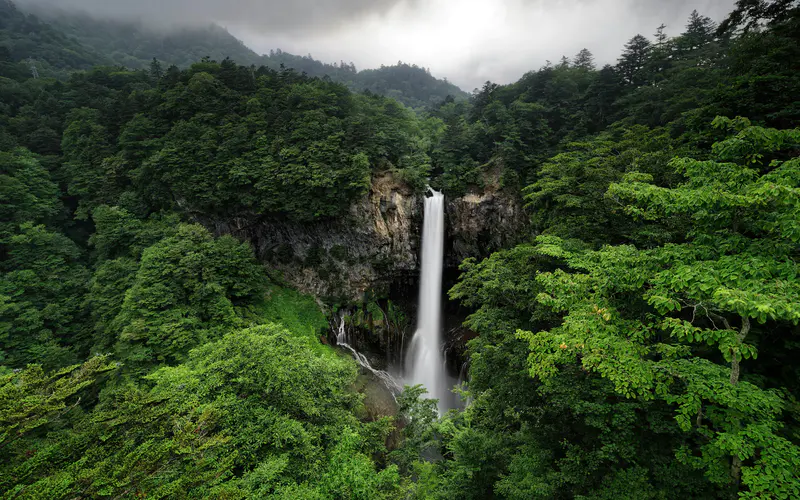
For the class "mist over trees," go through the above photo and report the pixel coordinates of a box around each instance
[1,0,799,497]
[3,2,467,109]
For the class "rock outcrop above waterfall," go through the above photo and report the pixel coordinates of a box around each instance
[446,188,528,268]
[201,171,528,302]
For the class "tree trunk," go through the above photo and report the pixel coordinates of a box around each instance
[729,316,750,490]
[729,316,750,386]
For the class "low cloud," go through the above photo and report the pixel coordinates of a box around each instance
[16,0,737,90]
[16,0,413,33]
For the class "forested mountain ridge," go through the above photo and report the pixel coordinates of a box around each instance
[260,51,469,109]
[4,1,467,108]
[0,0,111,78]
[1,0,800,498]
[49,13,263,69]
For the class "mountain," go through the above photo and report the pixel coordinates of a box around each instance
[39,10,263,69]
[260,49,468,108]
[6,1,467,108]
[0,0,109,78]
[348,63,467,109]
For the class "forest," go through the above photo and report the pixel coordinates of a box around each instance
[1,0,799,498]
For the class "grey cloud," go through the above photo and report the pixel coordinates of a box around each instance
[429,0,738,89]
[16,0,412,33]
[16,0,738,90]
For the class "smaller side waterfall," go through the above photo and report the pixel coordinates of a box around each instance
[335,313,403,397]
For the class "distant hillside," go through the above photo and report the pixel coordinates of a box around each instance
[0,0,109,78]
[355,63,466,109]
[8,1,467,108]
[42,11,263,69]
[260,49,468,108]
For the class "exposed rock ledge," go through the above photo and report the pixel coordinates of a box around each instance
[202,172,527,302]
[446,189,527,268]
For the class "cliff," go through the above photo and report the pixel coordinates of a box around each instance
[204,172,528,302]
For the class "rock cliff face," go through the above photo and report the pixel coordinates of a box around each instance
[203,172,527,302]
[446,189,527,268]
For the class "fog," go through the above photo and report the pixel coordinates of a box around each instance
[16,0,738,90]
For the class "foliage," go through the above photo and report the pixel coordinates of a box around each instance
[113,224,267,370]
[354,63,467,109]
[1,325,402,498]
[516,122,800,497]
[0,355,114,451]
[0,147,59,241]
[0,223,90,369]
[524,125,686,246]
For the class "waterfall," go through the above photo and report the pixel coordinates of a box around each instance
[336,313,403,397]
[405,188,449,413]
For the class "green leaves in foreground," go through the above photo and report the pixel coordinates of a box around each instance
[1,325,403,498]
[518,120,800,497]
[113,223,267,370]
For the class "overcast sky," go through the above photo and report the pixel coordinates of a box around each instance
[19,0,737,90]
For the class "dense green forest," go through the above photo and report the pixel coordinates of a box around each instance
[1,0,800,498]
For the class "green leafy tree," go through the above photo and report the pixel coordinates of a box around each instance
[524,125,684,246]
[60,107,119,217]
[718,0,799,34]
[1,321,403,498]
[711,3,800,129]
[520,119,800,497]
[617,34,653,87]
[84,206,182,353]
[0,147,59,241]
[678,10,717,53]
[582,65,622,133]
[1,223,89,368]
[0,355,115,496]
[440,243,715,499]
[573,48,595,70]
[113,224,266,370]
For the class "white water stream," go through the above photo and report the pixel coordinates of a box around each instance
[336,313,403,397]
[404,189,451,413]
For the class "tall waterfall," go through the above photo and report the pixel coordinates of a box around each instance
[405,188,449,412]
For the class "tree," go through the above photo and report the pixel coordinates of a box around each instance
[679,10,717,52]
[654,23,669,47]
[718,0,799,34]
[113,224,266,370]
[442,243,714,499]
[521,118,800,497]
[148,57,163,82]
[711,1,800,129]
[1,325,402,498]
[524,125,682,246]
[617,34,653,86]
[0,355,113,461]
[582,65,622,132]
[0,148,59,242]
[1,223,90,369]
[573,48,595,70]
[60,108,118,218]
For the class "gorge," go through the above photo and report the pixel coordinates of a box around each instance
[3,0,799,496]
